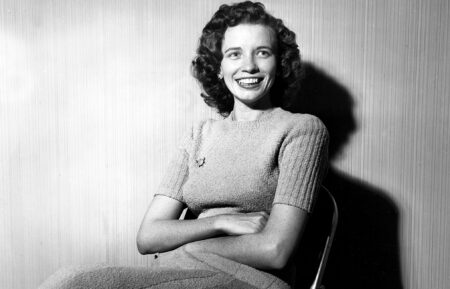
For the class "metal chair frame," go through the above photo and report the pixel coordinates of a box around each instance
[310,186,339,289]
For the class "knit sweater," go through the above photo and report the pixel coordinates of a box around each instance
[156,107,329,217]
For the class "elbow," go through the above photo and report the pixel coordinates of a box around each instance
[136,231,158,255]
[264,242,291,270]
[136,240,148,255]
[136,234,149,255]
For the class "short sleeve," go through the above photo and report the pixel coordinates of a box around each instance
[273,115,329,212]
[154,127,193,203]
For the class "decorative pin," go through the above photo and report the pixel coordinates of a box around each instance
[196,157,206,167]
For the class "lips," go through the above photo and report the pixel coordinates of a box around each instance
[236,77,264,88]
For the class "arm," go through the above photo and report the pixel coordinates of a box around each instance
[136,195,269,254]
[184,204,308,270]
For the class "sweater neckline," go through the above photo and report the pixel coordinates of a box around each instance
[225,107,281,127]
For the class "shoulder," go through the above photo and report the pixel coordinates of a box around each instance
[182,118,224,149]
[274,108,328,138]
[178,119,212,147]
[190,118,220,138]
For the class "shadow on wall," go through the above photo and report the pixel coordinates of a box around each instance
[288,62,404,289]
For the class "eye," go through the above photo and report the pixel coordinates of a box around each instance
[226,51,241,59]
[257,50,272,58]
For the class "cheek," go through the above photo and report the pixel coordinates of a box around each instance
[222,74,236,92]
[220,60,234,76]
[258,59,277,78]
[224,78,234,90]
[267,61,277,77]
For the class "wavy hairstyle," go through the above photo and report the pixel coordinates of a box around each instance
[191,1,302,116]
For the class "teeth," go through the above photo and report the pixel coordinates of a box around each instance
[238,78,261,85]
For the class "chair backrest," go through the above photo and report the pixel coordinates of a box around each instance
[292,186,338,289]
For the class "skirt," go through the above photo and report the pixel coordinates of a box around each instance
[38,246,291,289]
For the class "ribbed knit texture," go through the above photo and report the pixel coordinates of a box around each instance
[157,107,329,216]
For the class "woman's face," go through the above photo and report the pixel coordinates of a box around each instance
[220,24,277,109]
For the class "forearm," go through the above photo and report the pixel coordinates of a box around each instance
[137,217,223,254]
[184,231,284,270]
[184,205,309,270]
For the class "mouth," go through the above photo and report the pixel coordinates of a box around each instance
[235,77,264,88]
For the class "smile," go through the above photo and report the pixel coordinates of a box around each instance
[236,77,263,88]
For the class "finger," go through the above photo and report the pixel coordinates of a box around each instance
[248,211,268,218]
[258,211,269,218]
[261,215,268,224]
[259,213,269,222]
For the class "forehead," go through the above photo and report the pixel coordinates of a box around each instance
[221,24,277,50]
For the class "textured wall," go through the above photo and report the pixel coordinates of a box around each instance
[0,1,449,289]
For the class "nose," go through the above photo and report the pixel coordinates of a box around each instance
[242,55,259,74]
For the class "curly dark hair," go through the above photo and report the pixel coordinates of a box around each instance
[191,1,302,116]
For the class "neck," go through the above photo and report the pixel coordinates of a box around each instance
[232,98,274,121]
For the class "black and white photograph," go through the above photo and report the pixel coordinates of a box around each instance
[0,1,449,289]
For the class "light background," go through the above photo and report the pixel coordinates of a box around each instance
[0,0,449,288]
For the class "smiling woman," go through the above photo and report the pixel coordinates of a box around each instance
[220,24,277,111]
[192,1,302,117]
[39,2,328,289]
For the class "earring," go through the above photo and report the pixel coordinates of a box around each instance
[218,73,223,80]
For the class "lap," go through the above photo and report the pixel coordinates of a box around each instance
[38,265,255,289]
[38,247,290,289]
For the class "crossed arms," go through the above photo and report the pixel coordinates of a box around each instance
[136,195,308,270]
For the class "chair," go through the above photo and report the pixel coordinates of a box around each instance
[292,186,339,289]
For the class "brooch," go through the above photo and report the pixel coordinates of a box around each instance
[195,157,206,167]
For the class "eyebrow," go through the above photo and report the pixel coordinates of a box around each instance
[223,47,241,53]
[256,46,274,51]
[223,46,274,53]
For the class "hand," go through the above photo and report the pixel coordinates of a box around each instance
[216,211,269,236]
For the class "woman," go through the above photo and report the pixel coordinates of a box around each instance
[40,2,328,289]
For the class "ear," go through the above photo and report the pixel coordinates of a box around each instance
[218,68,223,80]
